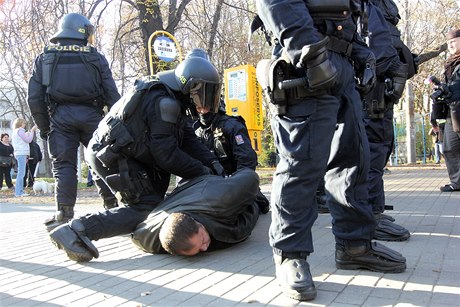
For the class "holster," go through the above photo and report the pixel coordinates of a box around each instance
[363,81,385,119]
[298,37,337,90]
[96,116,134,167]
[256,57,289,115]
[105,158,154,204]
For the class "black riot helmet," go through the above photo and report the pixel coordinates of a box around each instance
[158,57,222,113]
[185,48,210,61]
[50,13,95,44]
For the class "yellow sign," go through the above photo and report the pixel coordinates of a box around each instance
[224,64,263,153]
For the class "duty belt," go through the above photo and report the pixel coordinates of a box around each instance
[326,36,352,57]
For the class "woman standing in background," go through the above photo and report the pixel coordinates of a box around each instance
[11,118,37,197]
[0,133,15,190]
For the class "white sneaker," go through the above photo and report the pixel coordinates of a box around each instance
[19,193,30,197]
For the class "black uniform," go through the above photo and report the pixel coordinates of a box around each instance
[76,79,219,241]
[27,39,120,220]
[361,1,411,241]
[256,0,406,300]
[194,111,269,213]
[364,0,413,214]
[132,168,260,254]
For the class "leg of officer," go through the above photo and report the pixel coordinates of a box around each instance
[325,64,375,243]
[49,143,168,262]
[328,63,406,273]
[363,95,410,240]
[270,83,339,301]
[45,109,80,231]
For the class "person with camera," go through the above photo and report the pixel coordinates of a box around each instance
[430,28,460,192]
[27,13,121,231]
[255,0,406,301]
[48,56,226,262]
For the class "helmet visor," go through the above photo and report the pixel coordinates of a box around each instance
[190,81,222,113]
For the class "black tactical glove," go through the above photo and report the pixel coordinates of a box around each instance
[356,59,376,96]
[385,63,408,103]
[211,160,227,177]
[297,37,338,90]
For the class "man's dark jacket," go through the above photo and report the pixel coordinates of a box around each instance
[131,168,260,253]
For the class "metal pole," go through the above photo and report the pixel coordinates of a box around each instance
[393,116,398,166]
[422,115,426,164]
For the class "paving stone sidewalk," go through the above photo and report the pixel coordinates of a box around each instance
[1,167,459,306]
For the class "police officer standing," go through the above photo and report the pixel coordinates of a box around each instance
[361,0,412,241]
[256,0,406,301]
[48,56,225,262]
[27,13,121,231]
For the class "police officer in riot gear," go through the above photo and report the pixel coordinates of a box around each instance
[255,0,406,301]
[48,56,226,262]
[193,99,270,214]
[361,0,412,241]
[27,13,121,232]
[186,48,269,213]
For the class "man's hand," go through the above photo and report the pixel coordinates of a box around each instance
[211,160,227,177]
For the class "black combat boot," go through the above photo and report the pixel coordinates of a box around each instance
[374,215,410,241]
[273,253,317,301]
[49,219,99,262]
[374,212,395,222]
[44,204,74,232]
[335,241,406,273]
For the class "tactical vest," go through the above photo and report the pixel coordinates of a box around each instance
[94,77,179,204]
[95,77,173,167]
[42,44,104,105]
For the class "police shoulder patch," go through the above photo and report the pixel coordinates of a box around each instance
[235,134,244,145]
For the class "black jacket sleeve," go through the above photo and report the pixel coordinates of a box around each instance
[27,54,50,134]
[222,117,258,171]
[146,92,209,179]
[98,53,121,110]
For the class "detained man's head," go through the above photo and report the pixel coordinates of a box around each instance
[159,212,211,256]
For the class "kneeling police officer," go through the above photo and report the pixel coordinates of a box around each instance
[49,56,226,262]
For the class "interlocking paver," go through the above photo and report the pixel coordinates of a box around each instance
[1,167,459,306]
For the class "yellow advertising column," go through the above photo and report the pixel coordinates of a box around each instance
[224,64,263,154]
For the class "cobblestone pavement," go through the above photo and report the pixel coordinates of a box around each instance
[1,167,459,306]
